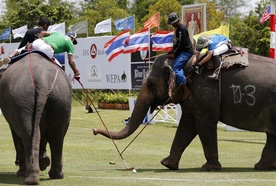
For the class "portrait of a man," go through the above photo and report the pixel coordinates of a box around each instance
[182,4,206,44]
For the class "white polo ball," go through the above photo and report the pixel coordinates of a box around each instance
[132,169,137,173]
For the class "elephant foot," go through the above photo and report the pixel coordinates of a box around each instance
[49,169,64,179]
[24,173,40,185]
[160,156,179,170]
[201,162,221,171]
[39,155,50,171]
[254,161,276,170]
[16,166,26,177]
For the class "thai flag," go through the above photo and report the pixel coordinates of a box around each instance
[123,28,149,53]
[104,29,130,62]
[151,30,174,51]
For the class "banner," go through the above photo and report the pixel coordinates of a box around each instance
[48,22,65,34]
[151,30,174,51]
[0,27,10,41]
[143,12,159,29]
[104,30,130,62]
[94,18,112,34]
[68,20,88,35]
[193,24,229,41]
[114,15,134,31]
[12,25,28,39]
[123,28,149,53]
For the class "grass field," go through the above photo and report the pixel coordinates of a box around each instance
[0,101,275,185]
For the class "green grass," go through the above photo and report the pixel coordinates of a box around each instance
[0,101,275,185]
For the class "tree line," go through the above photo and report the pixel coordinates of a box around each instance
[0,0,272,56]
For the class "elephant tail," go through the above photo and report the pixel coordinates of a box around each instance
[31,87,49,166]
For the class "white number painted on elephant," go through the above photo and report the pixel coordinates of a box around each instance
[230,84,256,106]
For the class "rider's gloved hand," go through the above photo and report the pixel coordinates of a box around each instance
[74,69,80,81]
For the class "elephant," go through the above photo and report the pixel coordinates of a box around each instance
[0,52,72,185]
[93,52,276,171]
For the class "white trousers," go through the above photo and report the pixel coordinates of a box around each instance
[213,43,229,56]
[32,39,54,59]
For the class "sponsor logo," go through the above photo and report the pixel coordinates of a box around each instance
[90,44,97,59]
[88,65,102,83]
[106,71,127,83]
[89,44,106,59]
[134,68,149,79]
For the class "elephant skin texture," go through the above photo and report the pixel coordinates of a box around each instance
[0,53,72,185]
[93,53,276,172]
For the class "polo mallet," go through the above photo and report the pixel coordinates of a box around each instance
[77,79,133,170]
[144,55,158,62]
[72,92,84,106]
[109,82,185,165]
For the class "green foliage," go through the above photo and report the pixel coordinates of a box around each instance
[96,91,138,104]
[0,0,273,57]
[144,0,182,31]
[1,0,74,41]
[229,12,270,56]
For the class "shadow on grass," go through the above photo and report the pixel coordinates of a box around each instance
[127,167,268,173]
[218,139,265,145]
[0,172,53,185]
[0,172,23,185]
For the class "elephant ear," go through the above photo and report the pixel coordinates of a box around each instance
[163,59,175,98]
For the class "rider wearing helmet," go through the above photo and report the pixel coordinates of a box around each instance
[167,12,194,101]
[30,31,80,80]
[191,34,232,80]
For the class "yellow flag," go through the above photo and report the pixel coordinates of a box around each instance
[193,23,229,41]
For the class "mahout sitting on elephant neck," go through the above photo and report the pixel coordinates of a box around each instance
[93,52,276,172]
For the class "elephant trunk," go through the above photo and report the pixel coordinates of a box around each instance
[93,86,151,140]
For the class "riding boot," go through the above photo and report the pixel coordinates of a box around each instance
[208,56,221,80]
[182,84,191,101]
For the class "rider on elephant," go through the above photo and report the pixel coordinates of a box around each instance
[167,12,194,100]
[191,34,232,80]
[0,17,51,65]
[1,31,80,81]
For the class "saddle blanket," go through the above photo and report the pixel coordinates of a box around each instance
[221,47,248,69]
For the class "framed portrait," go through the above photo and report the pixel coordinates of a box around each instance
[182,4,206,44]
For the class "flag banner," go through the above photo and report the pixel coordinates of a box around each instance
[12,25,28,39]
[193,24,229,41]
[260,6,270,23]
[114,15,134,31]
[123,28,149,53]
[104,29,130,62]
[48,22,66,34]
[151,30,174,51]
[94,18,112,34]
[0,27,10,41]
[68,20,88,34]
[143,12,160,29]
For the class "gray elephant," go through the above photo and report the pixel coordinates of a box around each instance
[0,52,72,185]
[93,53,276,171]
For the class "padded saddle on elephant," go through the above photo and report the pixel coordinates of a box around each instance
[210,47,249,71]
[0,50,60,70]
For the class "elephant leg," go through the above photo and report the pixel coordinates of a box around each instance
[39,135,50,171]
[255,133,276,170]
[48,134,64,179]
[196,119,221,171]
[22,132,40,185]
[10,130,26,177]
[161,115,197,170]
